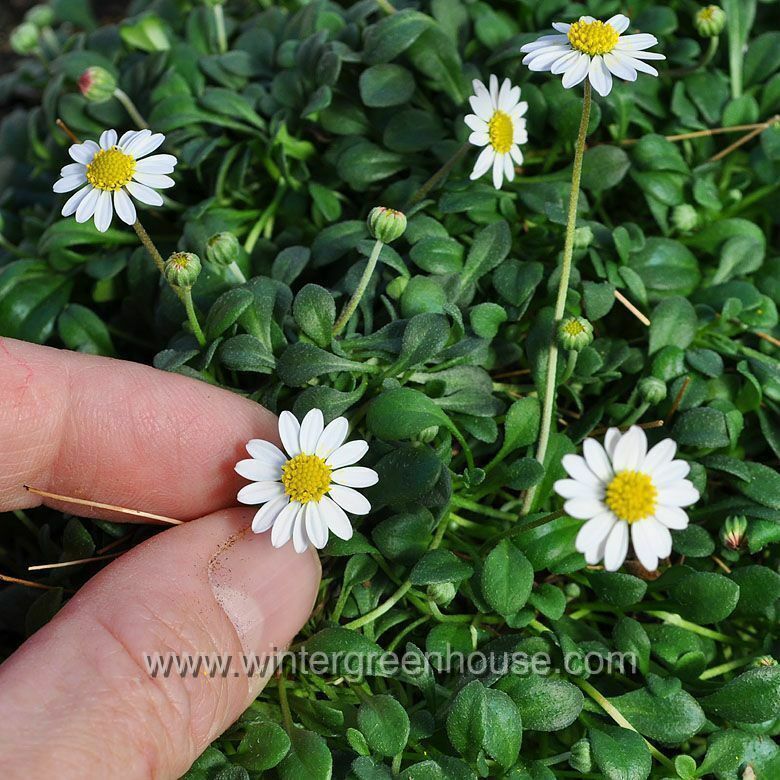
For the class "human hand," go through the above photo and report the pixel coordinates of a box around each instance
[0,337,321,778]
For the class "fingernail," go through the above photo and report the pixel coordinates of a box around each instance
[208,526,320,656]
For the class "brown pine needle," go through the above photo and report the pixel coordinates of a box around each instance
[755,330,780,348]
[0,573,58,590]
[666,376,691,424]
[28,552,122,572]
[614,290,651,326]
[97,533,134,555]
[55,118,81,144]
[24,486,183,525]
[592,419,664,436]
[709,115,780,163]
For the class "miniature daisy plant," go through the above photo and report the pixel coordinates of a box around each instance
[235,409,379,554]
[554,426,699,571]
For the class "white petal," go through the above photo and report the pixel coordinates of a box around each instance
[69,140,99,164]
[331,467,379,488]
[522,34,569,52]
[551,50,581,75]
[503,154,515,183]
[510,145,524,165]
[604,520,629,571]
[552,22,571,33]
[631,521,658,572]
[489,74,499,106]
[99,129,118,149]
[292,511,308,553]
[561,52,591,88]
[588,55,613,97]
[316,418,349,458]
[124,181,164,207]
[603,51,637,81]
[60,162,85,177]
[612,426,647,472]
[237,481,285,505]
[53,174,86,193]
[658,482,700,507]
[469,131,490,147]
[468,91,493,121]
[62,184,93,217]
[252,495,289,533]
[93,190,114,233]
[575,512,616,561]
[646,517,672,558]
[604,427,621,459]
[564,497,607,520]
[464,114,488,133]
[510,101,528,120]
[616,33,659,51]
[624,49,666,61]
[131,172,175,189]
[470,146,495,180]
[326,440,369,469]
[118,130,141,147]
[135,154,178,174]
[235,458,282,482]
[655,505,689,530]
[305,502,328,549]
[554,479,600,500]
[654,460,691,485]
[583,438,614,483]
[329,485,371,515]
[75,187,100,223]
[123,130,165,158]
[271,501,300,548]
[642,438,676,472]
[319,495,353,540]
[299,408,324,453]
[492,153,504,189]
[525,46,573,72]
[614,53,659,76]
[606,14,631,34]
[246,439,287,466]
[113,188,137,225]
[278,411,302,458]
[562,454,603,488]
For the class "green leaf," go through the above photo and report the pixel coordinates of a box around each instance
[446,681,486,760]
[470,303,507,339]
[278,729,332,780]
[613,617,651,676]
[277,343,371,385]
[359,64,416,107]
[393,313,450,373]
[482,688,522,769]
[302,629,383,677]
[410,549,473,585]
[293,285,336,348]
[702,666,780,723]
[649,297,698,354]
[205,288,255,341]
[672,408,731,449]
[235,721,291,771]
[363,10,432,64]
[480,540,533,616]
[57,304,114,356]
[367,388,452,440]
[589,725,652,780]
[493,397,541,463]
[219,334,275,373]
[730,565,780,615]
[357,695,410,757]
[670,571,740,624]
[581,146,631,192]
[496,675,583,732]
[628,238,700,299]
[460,221,511,290]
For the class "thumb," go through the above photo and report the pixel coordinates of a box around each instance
[0,508,320,779]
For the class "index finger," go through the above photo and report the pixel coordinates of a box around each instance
[0,337,278,519]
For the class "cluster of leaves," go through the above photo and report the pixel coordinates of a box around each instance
[1,0,780,778]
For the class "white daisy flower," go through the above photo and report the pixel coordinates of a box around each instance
[520,15,665,97]
[554,426,699,572]
[52,128,177,233]
[465,75,528,190]
[236,409,379,554]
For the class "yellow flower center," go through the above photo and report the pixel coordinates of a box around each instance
[488,110,514,154]
[85,147,136,192]
[699,6,716,21]
[605,471,657,523]
[281,454,331,504]
[563,320,586,336]
[567,19,620,56]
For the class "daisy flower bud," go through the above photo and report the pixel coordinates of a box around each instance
[756,656,777,667]
[695,5,727,37]
[206,231,240,267]
[10,23,39,55]
[78,66,117,103]
[639,377,667,405]
[164,252,201,289]
[367,207,406,244]
[427,582,457,606]
[569,739,592,774]
[721,515,748,550]
[25,5,55,27]
[573,225,594,249]
[558,316,593,351]
[672,204,699,233]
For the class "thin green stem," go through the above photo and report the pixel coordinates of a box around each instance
[645,611,737,643]
[575,678,674,771]
[229,261,247,283]
[406,142,470,209]
[181,288,207,347]
[699,656,756,680]
[113,88,148,129]
[244,184,286,254]
[451,495,515,521]
[213,2,228,53]
[133,218,170,278]
[523,82,592,515]
[333,239,384,336]
[277,671,294,733]
[343,581,412,630]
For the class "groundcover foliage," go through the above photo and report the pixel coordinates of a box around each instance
[2,0,780,778]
